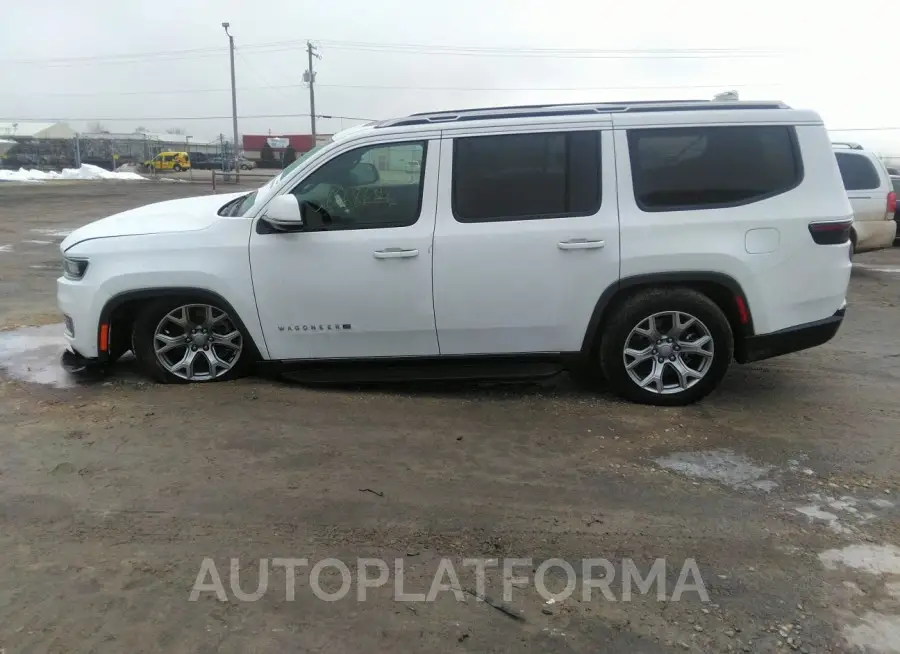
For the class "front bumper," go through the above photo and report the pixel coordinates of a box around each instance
[737,303,846,364]
[58,275,103,359]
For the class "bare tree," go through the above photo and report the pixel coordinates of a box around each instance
[133,126,149,134]
[166,127,186,135]
[88,122,109,134]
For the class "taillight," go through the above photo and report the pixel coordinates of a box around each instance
[887,191,897,219]
[808,220,853,245]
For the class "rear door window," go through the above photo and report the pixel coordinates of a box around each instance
[627,125,802,211]
[451,131,601,222]
[835,152,881,191]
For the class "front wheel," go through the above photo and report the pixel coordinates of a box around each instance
[132,298,253,383]
[173,164,183,172]
[599,288,733,406]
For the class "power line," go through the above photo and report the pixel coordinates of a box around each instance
[313,40,785,59]
[0,113,376,123]
[3,112,899,134]
[0,82,786,98]
[0,39,787,67]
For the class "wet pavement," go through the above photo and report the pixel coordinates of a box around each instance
[0,324,76,387]
[0,182,898,653]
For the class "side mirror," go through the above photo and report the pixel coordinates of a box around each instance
[263,195,304,230]
[351,162,379,186]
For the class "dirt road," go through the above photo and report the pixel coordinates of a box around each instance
[0,181,898,653]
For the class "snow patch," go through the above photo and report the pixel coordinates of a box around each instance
[886,582,900,601]
[797,505,852,534]
[819,544,900,576]
[797,494,894,534]
[842,612,900,654]
[0,164,146,182]
[0,244,12,252]
[22,239,52,245]
[654,449,777,491]
[30,228,73,238]
[853,264,900,275]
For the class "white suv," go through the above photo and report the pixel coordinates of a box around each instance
[58,100,853,405]
[832,142,898,254]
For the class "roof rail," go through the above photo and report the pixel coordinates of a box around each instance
[376,99,791,128]
[831,141,864,150]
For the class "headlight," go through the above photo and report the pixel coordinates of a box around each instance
[62,257,89,280]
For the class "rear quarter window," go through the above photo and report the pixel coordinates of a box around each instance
[627,125,803,212]
[835,152,881,191]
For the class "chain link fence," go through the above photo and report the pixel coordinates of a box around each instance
[0,133,232,171]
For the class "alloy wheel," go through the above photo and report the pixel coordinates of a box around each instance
[153,304,243,381]
[622,311,714,395]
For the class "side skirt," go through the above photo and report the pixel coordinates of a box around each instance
[257,354,571,384]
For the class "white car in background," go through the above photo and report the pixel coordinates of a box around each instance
[832,142,897,255]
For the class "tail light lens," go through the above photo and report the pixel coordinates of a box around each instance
[887,191,897,219]
[808,220,853,245]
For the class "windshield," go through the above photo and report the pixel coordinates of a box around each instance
[231,143,331,217]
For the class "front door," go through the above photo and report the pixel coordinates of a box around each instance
[249,138,441,360]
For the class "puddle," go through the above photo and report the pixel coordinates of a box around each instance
[0,324,76,387]
[0,323,142,388]
[654,449,777,491]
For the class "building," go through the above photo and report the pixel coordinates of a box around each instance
[0,121,77,140]
[242,133,332,163]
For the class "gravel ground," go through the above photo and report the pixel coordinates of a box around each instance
[0,180,899,653]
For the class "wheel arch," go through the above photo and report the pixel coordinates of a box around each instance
[580,272,756,362]
[98,287,265,363]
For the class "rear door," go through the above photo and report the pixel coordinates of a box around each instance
[432,125,619,355]
[835,151,885,222]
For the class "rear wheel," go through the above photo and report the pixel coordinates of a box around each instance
[599,288,733,406]
[132,298,252,383]
[173,164,183,172]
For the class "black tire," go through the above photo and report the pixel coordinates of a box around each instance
[131,297,253,384]
[173,164,183,172]
[850,229,857,260]
[107,319,132,363]
[598,288,733,406]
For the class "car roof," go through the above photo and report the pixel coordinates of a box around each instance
[332,99,821,144]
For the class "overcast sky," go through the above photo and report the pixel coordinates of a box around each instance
[1,0,898,154]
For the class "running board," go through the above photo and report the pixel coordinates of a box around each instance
[264,355,567,385]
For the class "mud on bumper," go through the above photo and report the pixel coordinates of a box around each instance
[60,348,104,374]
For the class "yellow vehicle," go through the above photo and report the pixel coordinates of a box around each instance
[143,151,191,173]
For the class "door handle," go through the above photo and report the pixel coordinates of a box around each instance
[558,239,606,250]
[373,248,419,259]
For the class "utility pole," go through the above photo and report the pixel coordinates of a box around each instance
[222,22,240,182]
[305,41,320,144]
